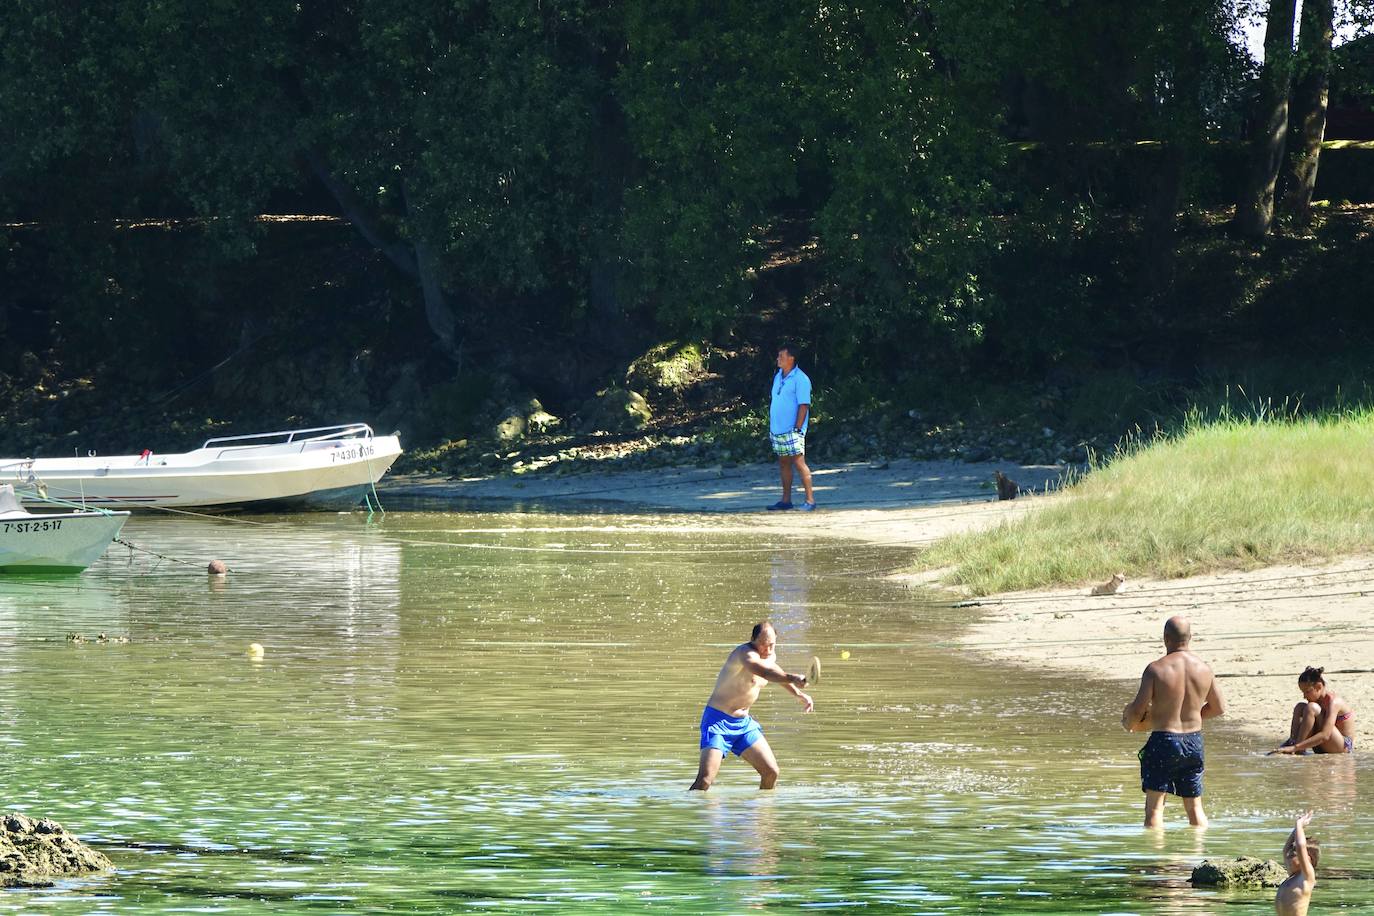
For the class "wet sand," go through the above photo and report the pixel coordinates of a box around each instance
[932,557,1374,744]
[381,457,1064,546]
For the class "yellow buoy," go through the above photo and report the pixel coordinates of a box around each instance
[840,650,851,660]
[247,642,265,659]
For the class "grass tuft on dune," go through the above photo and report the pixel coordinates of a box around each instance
[920,409,1374,596]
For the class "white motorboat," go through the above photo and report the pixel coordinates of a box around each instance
[1,424,402,511]
[0,485,129,572]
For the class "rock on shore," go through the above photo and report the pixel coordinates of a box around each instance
[0,813,113,887]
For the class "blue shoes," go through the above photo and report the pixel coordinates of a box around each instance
[767,500,794,511]
[798,501,817,512]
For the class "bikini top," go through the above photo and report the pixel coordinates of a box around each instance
[1319,693,1354,723]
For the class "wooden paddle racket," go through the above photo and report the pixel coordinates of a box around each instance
[805,655,821,686]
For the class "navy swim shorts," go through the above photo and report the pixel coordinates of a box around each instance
[1139,730,1204,797]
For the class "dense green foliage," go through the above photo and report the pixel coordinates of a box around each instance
[2,2,1373,453]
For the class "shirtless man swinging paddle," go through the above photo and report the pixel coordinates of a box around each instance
[690,621,814,790]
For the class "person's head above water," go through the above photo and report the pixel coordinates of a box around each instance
[751,620,777,655]
[1163,615,1191,650]
[1287,837,1321,873]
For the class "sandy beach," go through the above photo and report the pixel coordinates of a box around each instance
[382,457,1372,743]
[934,557,1374,744]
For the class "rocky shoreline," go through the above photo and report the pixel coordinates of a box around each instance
[397,396,1104,484]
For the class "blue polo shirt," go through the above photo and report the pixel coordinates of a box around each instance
[770,367,812,435]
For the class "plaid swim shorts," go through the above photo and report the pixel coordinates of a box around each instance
[770,430,806,456]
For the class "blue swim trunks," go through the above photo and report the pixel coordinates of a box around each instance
[1139,730,1204,797]
[700,706,764,756]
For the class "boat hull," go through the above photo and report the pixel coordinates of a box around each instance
[0,511,129,572]
[5,434,402,511]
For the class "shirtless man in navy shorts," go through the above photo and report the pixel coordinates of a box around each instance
[1121,616,1227,827]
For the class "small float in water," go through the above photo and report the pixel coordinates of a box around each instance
[0,484,129,573]
[1,423,402,511]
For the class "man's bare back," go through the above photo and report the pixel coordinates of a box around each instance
[1122,616,1225,828]
[1126,650,1220,733]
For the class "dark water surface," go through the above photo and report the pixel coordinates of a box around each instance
[0,511,1368,913]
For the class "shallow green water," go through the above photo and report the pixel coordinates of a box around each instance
[0,510,1369,913]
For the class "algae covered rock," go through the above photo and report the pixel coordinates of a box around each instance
[577,388,652,433]
[1189,856,1287,887]
[0,812,113,887]
[493,407,528,443]
[492,397,560,442]
[625,342,710,397]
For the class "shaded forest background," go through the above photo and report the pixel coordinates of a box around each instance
[2,0,1374,470]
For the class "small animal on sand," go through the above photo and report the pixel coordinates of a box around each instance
[994,471,1020,501]
[1090,572,1127,596]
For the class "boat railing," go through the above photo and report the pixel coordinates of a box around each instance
[201,424,376,451]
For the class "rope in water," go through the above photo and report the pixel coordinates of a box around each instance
[363,448,386,517]
[113,537,217,571]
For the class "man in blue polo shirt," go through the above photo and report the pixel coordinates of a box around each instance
[767,343,815,510]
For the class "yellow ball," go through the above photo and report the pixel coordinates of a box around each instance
[840,650,851,660]
[247,643,265,659]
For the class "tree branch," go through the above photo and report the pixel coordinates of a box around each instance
[305,149,418,278]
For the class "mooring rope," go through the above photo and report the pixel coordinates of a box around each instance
[113,537,218,571]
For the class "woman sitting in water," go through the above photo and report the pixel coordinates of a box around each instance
[1272,666,1355,755]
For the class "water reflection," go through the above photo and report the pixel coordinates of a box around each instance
[768,552,810,650]
[0,511,1366,913]
[702,792,782,908]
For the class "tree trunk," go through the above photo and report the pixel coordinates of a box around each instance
[401,185,461,361]
[1280,0,1334,224]
[307,150,461,360]
[1137,143,1186,298]
[585,37,631,356]
[1234,0,1298,238]
[306,150,419,278]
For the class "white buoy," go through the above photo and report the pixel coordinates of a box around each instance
[247,642,265,660]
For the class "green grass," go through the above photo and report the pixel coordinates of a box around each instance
[919,408,1374,596]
